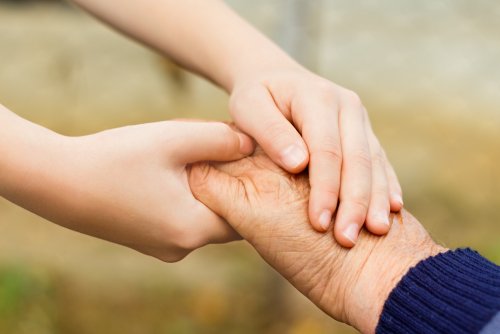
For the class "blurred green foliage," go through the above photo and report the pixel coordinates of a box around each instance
[0,259,345,334]
[0,265,57,334]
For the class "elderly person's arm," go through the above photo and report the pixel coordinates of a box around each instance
[188,149,500,334]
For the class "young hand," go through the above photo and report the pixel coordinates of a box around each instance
[70,0,402,246]
[229,66,403,246]
[0,109,254,262]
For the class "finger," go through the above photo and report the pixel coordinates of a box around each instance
[172,121,255,164]
[364,134,391,235]
[188,162,242,230]
[230,87,309,173]
[383,154,404,211]
[298,93,342,232]
[333,96,372,247]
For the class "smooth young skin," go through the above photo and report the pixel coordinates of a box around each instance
[0,105,254,262]
[189,149,446,333]
[71,0,403,246]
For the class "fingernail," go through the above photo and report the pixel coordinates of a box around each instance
[343,223,359,244]
[281,144,307,170]
[393,194,404,207]
[236,132,254,155]
[374,212,390,227]
[319,210,332,231]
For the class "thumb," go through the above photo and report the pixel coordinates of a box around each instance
[172,121,255,164]
[230,87,309,173]
[188,162,242,227]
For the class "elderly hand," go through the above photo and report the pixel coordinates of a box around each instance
[189,149,445,333]
[0,108,254,262]
[230,66,403,247]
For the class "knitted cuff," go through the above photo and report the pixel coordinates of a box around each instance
[376,248,500,334]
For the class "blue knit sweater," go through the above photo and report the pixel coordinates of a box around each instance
[376,248,500,333]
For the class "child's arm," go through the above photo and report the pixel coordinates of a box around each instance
[71,0,289,90]
[0,104,253,261]
[71,0,403,246]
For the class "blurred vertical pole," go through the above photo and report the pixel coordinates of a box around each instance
[258,2,325,333]
[279,0,323,71]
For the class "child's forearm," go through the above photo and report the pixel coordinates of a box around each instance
[0,105,47,192]
[0,105,252,261]
[0,105,70,215]
[70,0,299,91]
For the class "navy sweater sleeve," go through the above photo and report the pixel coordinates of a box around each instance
[376,248,500,334]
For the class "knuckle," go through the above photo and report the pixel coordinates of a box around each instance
[372,187,389,198]
[316,183,340,201]
[346,194,370,212]
[311,136,342,160]
[314,81,338,102]
[315,79,336,92]
[311,147,343,166]
[341,89,363,108]
[348,149,372,169]
[371,149,385,166]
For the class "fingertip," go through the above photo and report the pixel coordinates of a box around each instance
[366,212,391,235]
[309,209,332,232]
[333,201,368,248]
[385,162,403,211]
[236,132,256,155]
[187,162,210,194]
[308,187,339,232]
[390,193,404,212]
[319,209,333,231]
[334,222,359,248]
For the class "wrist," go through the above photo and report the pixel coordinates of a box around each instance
[225,51,301,92]
[0,108,72,205]
[323,211,447,333]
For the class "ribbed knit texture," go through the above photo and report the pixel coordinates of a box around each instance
[376,248,500,334]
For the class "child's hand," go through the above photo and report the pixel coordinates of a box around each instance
[69,0,402,247]
[229,66,403,247]
[0,116,254,262]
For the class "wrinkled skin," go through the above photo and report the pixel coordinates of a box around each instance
[189,148,445,333]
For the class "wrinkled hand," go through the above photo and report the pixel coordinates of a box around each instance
[1,119,254,262]
[189,149,444,333]
[229,67,403,247]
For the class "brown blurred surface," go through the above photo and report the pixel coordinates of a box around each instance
[0,2,499,333]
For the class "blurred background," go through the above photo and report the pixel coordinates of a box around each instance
[0,0,499,333]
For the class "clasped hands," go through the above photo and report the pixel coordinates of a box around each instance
[0,110,446,333]
[189,145,444,333]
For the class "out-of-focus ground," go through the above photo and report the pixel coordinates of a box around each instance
[0,1,499,333]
